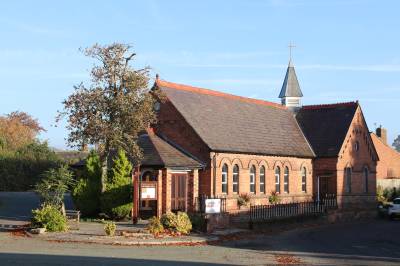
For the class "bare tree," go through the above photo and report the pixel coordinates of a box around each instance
[57,43,159,188]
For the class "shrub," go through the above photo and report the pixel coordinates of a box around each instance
[175,212,192,234]
[383,186,400,202]
[237,193,251,207]
[72,150,102,217]
[160,211,192,234]
[72,178,100,217]
[104,221,116,236]
[160,211,177,229]
[31,205,67,232]
[147,216,164,235]
[189,213,205,232]
[101,149,132,220]
[100,181,132,220]
[377,185,386,203]
[268,191,280,204]
[35,165,73,208]
[0,141,61,191]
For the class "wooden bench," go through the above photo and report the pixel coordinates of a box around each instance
[65,210,80,229]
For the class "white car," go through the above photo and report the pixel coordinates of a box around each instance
[388,198,400,219]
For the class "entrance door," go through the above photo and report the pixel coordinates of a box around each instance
[171,174,187,212]
[320,176,329,196]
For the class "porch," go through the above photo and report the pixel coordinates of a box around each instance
[132,132,204,222]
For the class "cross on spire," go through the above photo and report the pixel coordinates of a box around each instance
[288,42,296,63]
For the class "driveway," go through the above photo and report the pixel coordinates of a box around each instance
[0,192,74,226]
[0,219,399,265]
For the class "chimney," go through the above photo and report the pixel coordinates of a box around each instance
[376,126,387,144]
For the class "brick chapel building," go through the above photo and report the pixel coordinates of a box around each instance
[136,60,378,217]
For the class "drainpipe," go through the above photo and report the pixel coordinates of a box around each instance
[212,152,217,197]
[317,176,320,203]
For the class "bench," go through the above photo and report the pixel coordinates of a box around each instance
[65,210,80,229]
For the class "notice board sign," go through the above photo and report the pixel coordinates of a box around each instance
[141,181,157,200]
[205,198,221,214]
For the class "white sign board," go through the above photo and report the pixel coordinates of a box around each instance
[205,199,221,214]
[141,187,156,199]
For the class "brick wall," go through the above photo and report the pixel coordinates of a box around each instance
[335,107,377,208]
[371,133,400,179]
[156,99,210,163]
[161,168,171,214]
[312,157,338,195]
[212,152,313,211]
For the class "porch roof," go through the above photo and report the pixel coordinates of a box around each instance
[138,132,204,169]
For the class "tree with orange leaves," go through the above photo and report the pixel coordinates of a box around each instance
[0,111,45,151]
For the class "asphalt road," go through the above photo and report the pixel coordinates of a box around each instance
[0,219,399,265]
[0,192,74,221]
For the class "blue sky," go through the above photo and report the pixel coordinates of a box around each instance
[1,0,400,149]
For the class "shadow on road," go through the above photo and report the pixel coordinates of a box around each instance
[0,252,228,266]
[218,219,400,264]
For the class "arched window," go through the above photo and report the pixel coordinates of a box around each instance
[260,166,265,193]
[275,167,281,193]
[250,165,256,193]
[221,164,228,194]
[345,167,352,193]
[284,167,289,193]
[363,167,369,193]
[233,164,239,193]
[301,167,307,193]
[354,141,360,152]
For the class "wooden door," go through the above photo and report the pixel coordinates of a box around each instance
[171,174,187,212]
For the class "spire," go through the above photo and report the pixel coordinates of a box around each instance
[278,43,303,109]
[278,61,303,99]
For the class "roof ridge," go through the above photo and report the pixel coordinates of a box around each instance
[156,79,286,110]
[302,101,358,110]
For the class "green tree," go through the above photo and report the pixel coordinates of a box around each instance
[57,43,161,190]
[101,149,132,220]
[72,150,102,216]
[393,135,400,152]
[110,149,132,184]
[35,165,74,210]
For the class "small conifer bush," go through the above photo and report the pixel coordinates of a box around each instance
[104,221,116,236]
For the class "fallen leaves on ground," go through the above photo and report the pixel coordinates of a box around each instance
[9,228,31,238]
[275,254,302,265]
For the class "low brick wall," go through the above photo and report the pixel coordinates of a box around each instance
[337,194,376,210]
[205,213,230,233]
[326,209,377,223]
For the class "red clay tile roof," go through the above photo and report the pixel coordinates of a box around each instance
[156,79,315,158]
[296,102,358,157]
